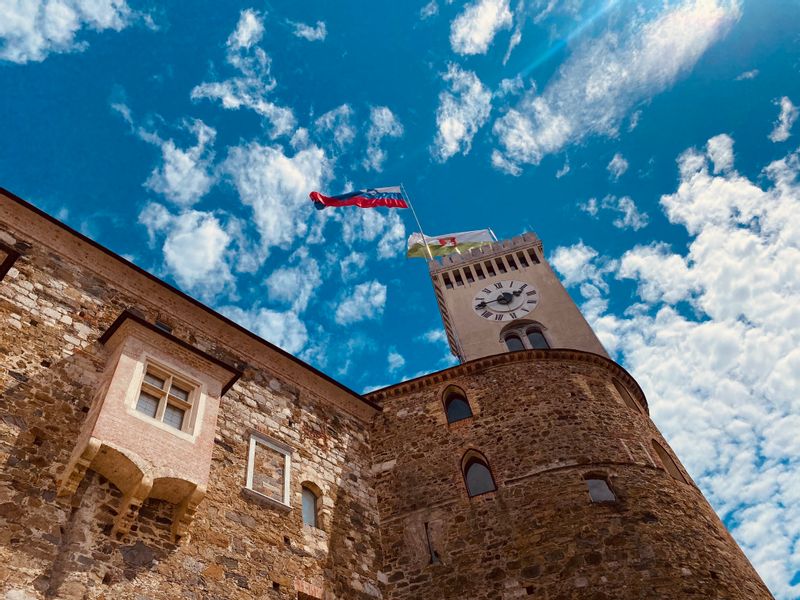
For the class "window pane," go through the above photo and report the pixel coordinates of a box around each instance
[163,404,185,430]
[527,330,549,349]
[302,487,317,527]
[169,384,190,403]
[143,371,166,389]
[135,392,159,418]
[613,379,639,412]
[505,335,524,352]
[251,441,286,502]
[445,396,472,423]
[587,479,616,502]
[465,461,495,496]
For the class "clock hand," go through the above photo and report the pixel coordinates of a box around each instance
[476,291,518,309]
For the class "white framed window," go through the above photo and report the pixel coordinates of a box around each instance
[246,433,292,507]
[133,362,199,434]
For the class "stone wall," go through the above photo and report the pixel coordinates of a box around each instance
[367,353,773,599]
[0,200,383,599]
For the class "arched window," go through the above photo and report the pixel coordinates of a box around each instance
[462,452,496,497]
[505,334,524,352]
[526,328,549,349]
[443,387,472,423]
[612,378,640,413]
[652,441,687,483]
[301,484,320,527]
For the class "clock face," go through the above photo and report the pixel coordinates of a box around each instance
[472,280,539,322]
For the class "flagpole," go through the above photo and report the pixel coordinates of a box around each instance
[401,182,433,260]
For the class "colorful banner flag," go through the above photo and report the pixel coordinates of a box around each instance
[407,229,494,258]
[309,186,408,210]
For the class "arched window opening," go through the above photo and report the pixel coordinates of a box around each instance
[462,452,496,497]
[652,441,687,483]
[612,378,640,413]
[301,484,320,528]
[505,334,524,352]
[526,328,549,349]
[443,388,472,424]
[585,477,616,503]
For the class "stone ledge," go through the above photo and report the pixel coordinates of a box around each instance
[241,487,292,513]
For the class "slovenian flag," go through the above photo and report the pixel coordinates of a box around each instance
[309,186,409,210]
[407,229,494,258]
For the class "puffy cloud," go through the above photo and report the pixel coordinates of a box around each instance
[607,152,628,180]
[335,280,387,325]
[552,136,800,598]
[363,106,404,172]
[768,96,798,143]
[579,195,649,230]
[220,305,308,354]
[432,64,493,162]
[387,350,406,372]
[138,203,234,300]
[222,142,332,253]
[450,0,512,55]
[420,0,439,20]
[0,0,132,64]
[340,251,367,281]
[419,328,448,344]
[706,133,734,173]
[314,104,355,149]
[289,20,326,42]
[338,209,406,260]
[191,9,295,138]
[264,248,321,313]
[493,0,740,169]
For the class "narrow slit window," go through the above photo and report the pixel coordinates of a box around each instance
[586,478,616,502]
[453,270,464,287]
[464,267,475,284]
[506,254,518,270]
[517,251,529,267]
[505,335,524,352]
[442,273,453,289]
[495,258,507,274]
[485,261,496,277]
[474,264,485,280]
[463,454,496,497]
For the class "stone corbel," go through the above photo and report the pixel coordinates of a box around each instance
[111,475,153,537]
[171,484,206,542]
[57,437,101,497]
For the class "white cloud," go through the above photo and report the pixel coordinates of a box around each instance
[363,106,404,172]
[314,104,355,149]
[419,328,448,344]
[768,96,798,143]
[191,9,295,138]
[420,0,439,20]
[340,251,367,281]
[290,20,326,42]
[496,75,524,98]
[450,0,512,55]
[221,305,308,354]
[264,248,321,313]
[0,0,132,64]
[335,280,387,325]
[387,350,406,372]
[735,69,759,81]
[139,203,234,300]
[555,159,570,178]
[493,0,740,170]
[433,64,493,162]
[552,136,800,599]
[607,152,629,180]
[337,209,406,260]
[222,142,332,253]
[579,195,649,230]
[706,133,734,173]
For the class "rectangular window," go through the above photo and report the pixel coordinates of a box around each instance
[517,251,529,268]
[246,433,292,506]
[474,264,485,280]
[135,364,196,433]
[506,254,518,270]
[453,270,464,287]
[485,261,496,277]
[586,479,616,502]
[464,267,475,284]
[495,258,507,274]
[528,248,540,264]
[442,272,453,289]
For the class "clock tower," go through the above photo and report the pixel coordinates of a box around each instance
[428,231,607,362]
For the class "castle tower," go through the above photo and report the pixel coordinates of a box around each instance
[366,232,772,599]
[428,232,606,362]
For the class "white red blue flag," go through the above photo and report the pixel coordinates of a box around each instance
[309,186,408,210]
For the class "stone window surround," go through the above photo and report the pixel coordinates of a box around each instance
[460,449,497,498]
[129,359,204,440]
[245,431,293,510]
[500,320,550,351]
[301,481,323,529]
[441,384,473,425]
[0,242,21,281]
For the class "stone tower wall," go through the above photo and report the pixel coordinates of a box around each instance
[367,352,772,600]
[0,195,383,599]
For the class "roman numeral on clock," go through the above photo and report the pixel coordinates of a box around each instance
[526,290,536,296]
[510,312,517,319]
[494,314,503,320]
[481,311,492,318]
[482,288,491,294]
[494,282,503,289]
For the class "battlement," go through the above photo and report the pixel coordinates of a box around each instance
[428,232,542,273]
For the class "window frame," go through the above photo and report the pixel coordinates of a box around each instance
[246,432,293,508]
[301,483,321,528]
[461,450,497,498]
[130,360,201,436]
[442,386,473,424]
[504,334,525,352]
[585,476,617,503]
[525,327,550,349]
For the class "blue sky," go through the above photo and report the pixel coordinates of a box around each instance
[1,0,799,596]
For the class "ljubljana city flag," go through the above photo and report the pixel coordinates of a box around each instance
[407,229,494,258]
[309,186,408,210]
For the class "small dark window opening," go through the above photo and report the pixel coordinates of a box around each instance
[506,254,518,270]
[474,264,485,280]
[464,456,496,497]
[453,270,464,287]
[464,267,475,283]
[425,522,441,565]
[586,478,616,502]
[442,273,453,289]
[444,390,472,423]
[485,261,496,276]
[528,248,540,264]
[505,335,524,352]
[495,258,507,274]
[526,328,549,349]
[517,251,529,267]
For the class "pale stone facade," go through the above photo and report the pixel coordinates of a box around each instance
[0,188,772,599]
